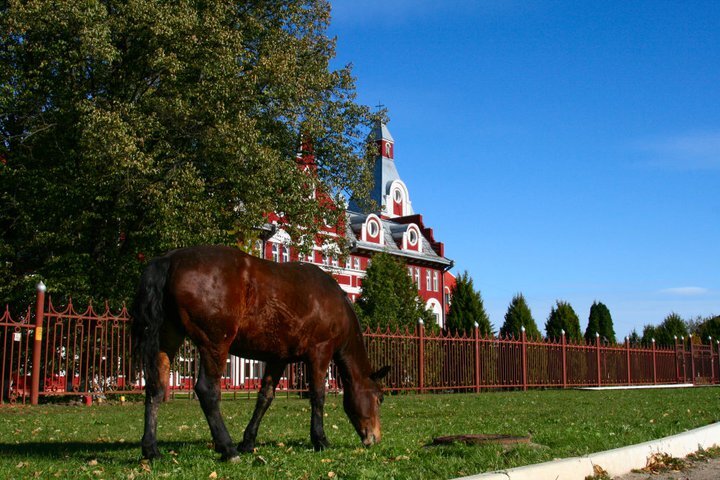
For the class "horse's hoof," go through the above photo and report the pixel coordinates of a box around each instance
[238,441,255,454]
[141,447,162,461]
[312,438,330,452]
[221,451,241,462]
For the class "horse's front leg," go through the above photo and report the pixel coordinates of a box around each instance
[195,353,238,462]
[308,357,331,451]
[239,361,286,453]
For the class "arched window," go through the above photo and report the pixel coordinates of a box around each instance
[368,220,379,237]
[363,214,384,245]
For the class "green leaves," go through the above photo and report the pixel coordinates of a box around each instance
[354,252,435,331]
[446,271,492,335]
[585,301,615,344]
[1,0,377,304]
[545,300,582,342]
[500,293,541,340]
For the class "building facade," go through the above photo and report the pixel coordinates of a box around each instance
[260,122,455,328]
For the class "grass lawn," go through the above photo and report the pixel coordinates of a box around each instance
[1,388,718,479]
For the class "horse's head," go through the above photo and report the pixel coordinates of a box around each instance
[343,365,390,447]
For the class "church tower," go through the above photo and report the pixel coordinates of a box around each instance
[350,121,413,218]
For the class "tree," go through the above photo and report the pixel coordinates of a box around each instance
[445,271,492,335]
[628,329,641,346]
[688,315,720,343]
[642,313,688,347]
[657,313,689,347]
[499,293,541,339]
[354,252,434,331]
[641,324,658,346]
[585,301,616,344]
[1,1,377,305]
[545,300,582,342]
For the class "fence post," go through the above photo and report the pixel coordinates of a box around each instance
[596,332,601,387]
[625,336,631,386]
[473,322,480,393]
[418,319,425,394]
[652,338,657,385]
[30,282,47,406]
[521,326,527,391]
[689,335,696,385]
[709,337,714,385]
[716,340,720,384]
[674,336,680,382]
[561,329,567,389]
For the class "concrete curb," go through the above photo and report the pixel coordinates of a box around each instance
[456,422,720,480]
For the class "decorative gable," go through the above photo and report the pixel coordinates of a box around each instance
[403,224,422,253]
[362,214,384,245]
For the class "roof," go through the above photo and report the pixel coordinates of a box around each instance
[372,122,394,142]
[346,211,452,268]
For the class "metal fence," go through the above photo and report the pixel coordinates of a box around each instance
[1,285,718,405]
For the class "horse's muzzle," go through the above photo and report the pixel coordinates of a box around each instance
[362,431,380,446]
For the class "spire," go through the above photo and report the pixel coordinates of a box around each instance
[372,121,394,159]
[348,120,412,218]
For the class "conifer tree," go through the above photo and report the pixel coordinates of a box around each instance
[500,293,541,339]
[695,315,720,342]
[584,302,615,344]
[595,302,617,344]
[643,313,688,347]
[354,252,434,331]
[445,271,492,335]
[545,300,582,342]
[584,308,601,344]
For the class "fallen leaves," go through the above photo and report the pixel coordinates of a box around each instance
[635,452,686,474]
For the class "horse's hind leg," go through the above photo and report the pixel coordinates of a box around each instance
[141,349,172,459]
[239,360,286,453]
[195,349,238,461]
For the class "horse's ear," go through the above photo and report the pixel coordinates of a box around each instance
[370,365,390,382]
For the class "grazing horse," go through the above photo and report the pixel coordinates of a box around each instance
[131,245,389,461]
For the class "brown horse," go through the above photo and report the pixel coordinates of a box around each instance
[131,245,389,461]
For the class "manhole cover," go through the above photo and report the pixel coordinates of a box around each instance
[431,434,531,446]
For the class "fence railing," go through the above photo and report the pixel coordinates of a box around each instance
[1,285,718,405]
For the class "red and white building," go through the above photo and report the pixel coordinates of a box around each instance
[260,122,455,328]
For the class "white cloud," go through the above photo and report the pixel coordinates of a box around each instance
[635,131,720,170]
[660,287,709,297]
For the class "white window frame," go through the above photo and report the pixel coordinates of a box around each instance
[281,245,289,263]
[426,271,431,291]
[271,243,279,262]
[433,271,439,292]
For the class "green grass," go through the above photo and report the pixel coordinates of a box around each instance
[1,388,719,479]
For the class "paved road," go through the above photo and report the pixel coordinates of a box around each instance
[613,456,720,480]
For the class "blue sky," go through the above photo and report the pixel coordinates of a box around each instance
[328,1,720,338]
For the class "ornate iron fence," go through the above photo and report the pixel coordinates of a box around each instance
[1,285,718,405]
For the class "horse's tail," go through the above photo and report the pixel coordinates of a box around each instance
[130,256,172,390]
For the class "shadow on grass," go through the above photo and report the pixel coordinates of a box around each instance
[0,440,206,464]
[0,438,322,464]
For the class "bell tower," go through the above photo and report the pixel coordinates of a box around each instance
[349,120,413,218]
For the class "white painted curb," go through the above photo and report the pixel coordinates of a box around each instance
[455,422,720,480]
